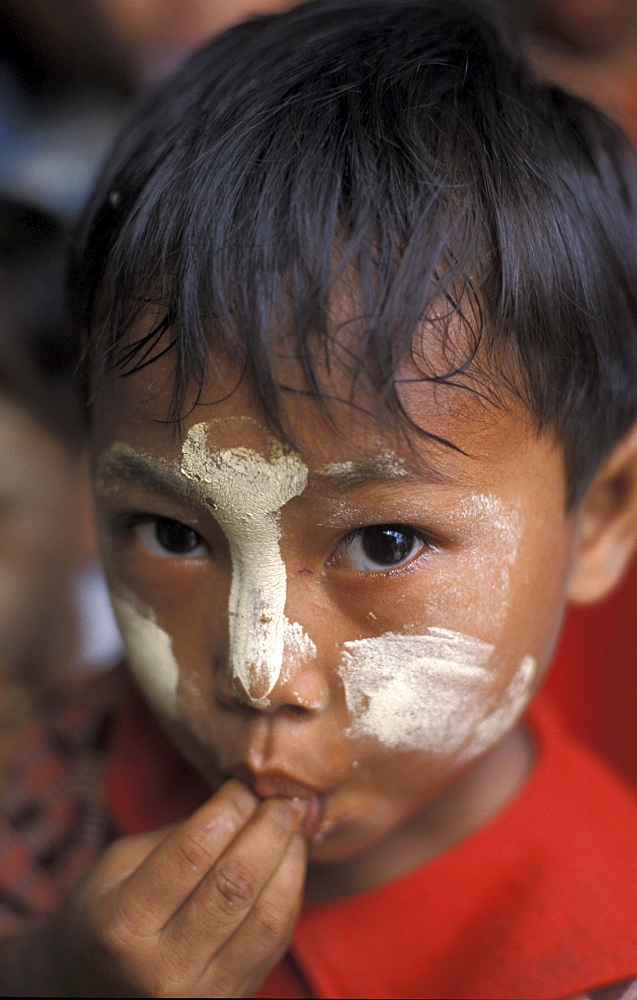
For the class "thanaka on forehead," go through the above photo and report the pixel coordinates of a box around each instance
[95,439,463,501]
[315,453,454,489]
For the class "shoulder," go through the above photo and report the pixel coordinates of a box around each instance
[0,668,124,930]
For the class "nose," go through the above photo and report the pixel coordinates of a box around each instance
[225,614,329,713]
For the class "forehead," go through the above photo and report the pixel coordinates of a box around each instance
[90,334,563,508]
[92,276,514,445]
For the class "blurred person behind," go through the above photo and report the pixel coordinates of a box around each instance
[0,198,95,765]
[0,0,297,219]
[520,0,637,139]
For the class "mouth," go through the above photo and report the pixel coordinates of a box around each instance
[226,765,332,839]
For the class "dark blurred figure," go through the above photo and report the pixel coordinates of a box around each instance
[0,4,127,218]
[0,199,94,765]
[520,0,637,139]
[0,0,297,218]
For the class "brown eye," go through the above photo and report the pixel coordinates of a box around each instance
[329,524,426,571]
[133,516,207,557]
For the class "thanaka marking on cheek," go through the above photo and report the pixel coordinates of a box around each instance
[110,591,179,716]
[283,620,317,662]
[180,422,312,705]
[460,653,536,763]
[338,626,536,758]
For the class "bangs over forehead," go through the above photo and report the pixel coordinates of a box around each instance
[72,0,637,503]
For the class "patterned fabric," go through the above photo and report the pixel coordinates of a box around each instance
[0,668,122,932]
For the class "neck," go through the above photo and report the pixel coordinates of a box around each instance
[305,721,535,904]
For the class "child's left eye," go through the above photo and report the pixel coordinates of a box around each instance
[131,516,208,558]
[327,524,428,571]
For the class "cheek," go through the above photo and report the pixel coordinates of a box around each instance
[422,495,524,638]
[337,627,537,762]
[110,591,180,717]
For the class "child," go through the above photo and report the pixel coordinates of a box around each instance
[3,0,637,995]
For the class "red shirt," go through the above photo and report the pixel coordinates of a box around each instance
[105,686,637,999]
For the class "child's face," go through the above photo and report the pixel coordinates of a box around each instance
[92,329,580,874]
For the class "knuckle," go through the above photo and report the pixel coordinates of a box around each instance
[251,895,289,945]
[172,828,216,872]
[92,910,166,995]
[143,958,186,998]
[211,858,257,914]
[90,921,139,986]
[95,902,139,957]
[200,960,248,999]
[96,889,159,954]
[101,887,157,942]
[220,780,259,822]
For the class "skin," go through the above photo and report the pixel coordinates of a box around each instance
[11,322,637,996]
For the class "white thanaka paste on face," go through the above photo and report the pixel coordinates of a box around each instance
[319,453,409,478]
[338,626,536,757]
[110,592,180,716]
[460,653,536,763]
[283,620,317,661]
[180,422,312,705]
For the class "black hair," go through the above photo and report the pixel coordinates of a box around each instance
[71,0,637,504]
[0,198,82,445]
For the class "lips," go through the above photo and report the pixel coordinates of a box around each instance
[226,765,330,837]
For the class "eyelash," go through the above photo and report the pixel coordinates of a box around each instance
[124,514,208,559]
[120,514,433,574]
[327,523,432,573]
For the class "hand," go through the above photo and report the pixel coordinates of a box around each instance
[44,780,308,997]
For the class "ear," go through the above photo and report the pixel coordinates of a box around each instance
[568,422,637,605]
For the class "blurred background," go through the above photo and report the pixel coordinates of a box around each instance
[0,0,636,784]
[0,0,298,217]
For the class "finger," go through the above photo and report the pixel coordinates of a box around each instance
[198,829,307,998]
[105,780,260,936]
[158,796,307,977]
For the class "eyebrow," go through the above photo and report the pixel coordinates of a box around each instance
[313,457,453,492]
[95,442,456,503]
[95,445,201,504]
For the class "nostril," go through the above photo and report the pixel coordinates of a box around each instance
[216,666,328,715]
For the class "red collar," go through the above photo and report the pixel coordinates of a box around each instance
[105,683,637,998]
[104,681,209,833]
